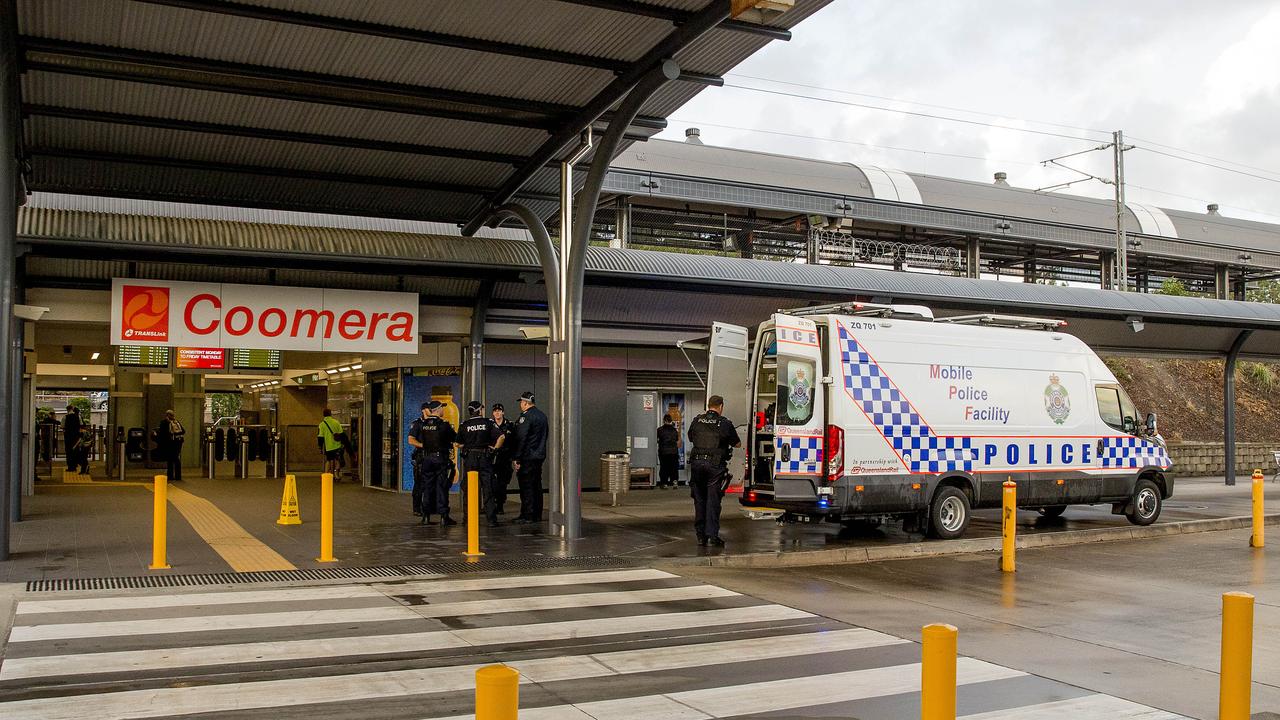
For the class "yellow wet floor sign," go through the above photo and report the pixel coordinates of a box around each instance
[276,474,301,525]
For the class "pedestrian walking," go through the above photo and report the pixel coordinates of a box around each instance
[656,413,680,488]
[316,409,345,478]
[409,400,457,526]
[687,395,741,547]
[456,400,505,527]
[512,391,548,525]
[491,403,515,514]
[62,404,82,472]
[155,410,186,483]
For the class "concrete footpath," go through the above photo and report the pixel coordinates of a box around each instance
[677,528,1279,720]
[2,473,1277,582]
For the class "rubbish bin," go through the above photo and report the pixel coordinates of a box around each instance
[601,451,631,506]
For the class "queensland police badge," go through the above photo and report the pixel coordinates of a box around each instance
[1043,373,1071,425]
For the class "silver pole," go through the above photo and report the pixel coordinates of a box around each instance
[0,4,16,559]
[1113,130,1127,291]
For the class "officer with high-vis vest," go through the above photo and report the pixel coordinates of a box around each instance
[409,400,456,526]
[455,400,505,527]
[687,394,741,547]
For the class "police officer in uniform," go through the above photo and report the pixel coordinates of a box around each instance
[490,403,515,514]
[656,414,680,489]
[408,402,430,517]
[409,400,457,526]
[687,395,741,547]
[455,400,505,527]
[512,391,548,525]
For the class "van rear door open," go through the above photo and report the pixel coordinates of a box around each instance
[706,322,750,424]
[772,313,827,499]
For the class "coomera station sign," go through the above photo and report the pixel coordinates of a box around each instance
[111,279,418,353]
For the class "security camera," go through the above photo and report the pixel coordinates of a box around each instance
[1127,316,1144,333]
[518,326,551,340]
[13,305,50,321]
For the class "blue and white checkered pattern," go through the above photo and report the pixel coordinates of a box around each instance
[1099,436,1172,469]
[837,322,975,473]
[775,435,823,475]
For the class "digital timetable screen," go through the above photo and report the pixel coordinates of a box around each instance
[230,348,282,371]
[175,347,227,370]
[116,345,171,368]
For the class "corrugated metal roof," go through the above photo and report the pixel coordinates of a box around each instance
[19,206,1280,336]
[614,139,1280,254]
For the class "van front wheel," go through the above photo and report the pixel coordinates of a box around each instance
[928,486,971,539]
[1125,479,1162,526]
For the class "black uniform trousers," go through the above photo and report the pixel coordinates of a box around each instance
[493,454,513,511]
[690,459,726,540]
[165,443,183,483]
[658,453,679,487]
[460,449,502,523]
[417,454,451,520]
[516,459,544,522]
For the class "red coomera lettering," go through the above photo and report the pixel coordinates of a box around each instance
[180,297,414,343]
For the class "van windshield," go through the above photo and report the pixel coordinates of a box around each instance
[777,356,816,425]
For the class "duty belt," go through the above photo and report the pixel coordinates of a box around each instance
[691,450,722,463]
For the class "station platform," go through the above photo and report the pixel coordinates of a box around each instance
[3,471,1277,583]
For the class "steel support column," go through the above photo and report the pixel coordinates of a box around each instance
[1216,265,1230,300]
[485,203,563,531]
[562,61,681,539]
[1224,329,1253,486]
[0,0,18,559]
[466,280,493,407]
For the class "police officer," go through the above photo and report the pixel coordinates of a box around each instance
[688,394,741,547]
[409,400,457,526]
[455,400,505,527]
[656,413,680,489]
[512,391,548,525]
[490,403,515,514]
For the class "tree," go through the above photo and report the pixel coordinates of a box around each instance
[1247,279,1280,304]
[68,397,91,418]
[210,393,242,423]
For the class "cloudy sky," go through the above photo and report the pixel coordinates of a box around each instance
[657,0,1280,224]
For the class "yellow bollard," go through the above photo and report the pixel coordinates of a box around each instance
[1000,479,1016,573]
[464,470,484,558]
[475,664,518,720]
[1219,591,1255,720]
[317,472,336,562]
[149,475,170,570]
[921,623,957,720]
[1251,469,1265,548]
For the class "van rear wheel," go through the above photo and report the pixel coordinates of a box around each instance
[928,486,971,539]
[1126,479,1162,526]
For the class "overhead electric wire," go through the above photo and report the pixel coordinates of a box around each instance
[727,72,1113,137]
[1125,183,1280,222]
[1126,135,1280,180]
[718,82,1101,143]
[1134,147,1280,185]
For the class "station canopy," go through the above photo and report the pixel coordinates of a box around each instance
[13,0,829,226]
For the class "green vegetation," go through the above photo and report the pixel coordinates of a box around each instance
[68,397,91,417]
[1103,357,1134,384]
[210,393,242,422]
[1241,362,1277,390]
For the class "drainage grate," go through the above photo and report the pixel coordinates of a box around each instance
[25,556,636,593]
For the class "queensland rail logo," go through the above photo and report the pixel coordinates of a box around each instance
[1043,373,1071,425]
[119,285,170,342]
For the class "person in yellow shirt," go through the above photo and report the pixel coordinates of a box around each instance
[316,408,346,478]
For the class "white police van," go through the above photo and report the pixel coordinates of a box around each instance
[706,302,1173,538]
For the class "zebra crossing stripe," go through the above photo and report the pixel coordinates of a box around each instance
[0,627,896,720]
[0,604,820,681]
[15,568,673,616]
[426,658,1022,720]
[959,694,1187,719]
[8,584,738,642]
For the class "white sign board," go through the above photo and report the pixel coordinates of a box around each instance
[110,279,419,354]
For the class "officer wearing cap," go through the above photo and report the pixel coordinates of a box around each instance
[512,391,548,524]
[687,394,741,547]
[455,400,505,527]
[490,403,515,514]
[409,400,457,526]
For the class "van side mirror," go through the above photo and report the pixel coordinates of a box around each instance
[1145,412,1158,436]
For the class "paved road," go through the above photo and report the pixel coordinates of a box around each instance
[0,568,1184,719]
[677,528,1278,720]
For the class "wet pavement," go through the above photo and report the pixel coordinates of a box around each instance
[3,471,1277,581]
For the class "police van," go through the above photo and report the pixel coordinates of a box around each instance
[705,302,1173,538]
